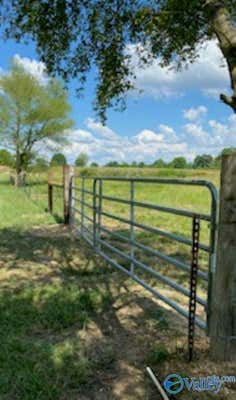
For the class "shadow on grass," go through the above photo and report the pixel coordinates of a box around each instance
[0,225,207,400]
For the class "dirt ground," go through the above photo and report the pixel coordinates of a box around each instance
[0,225,235,399]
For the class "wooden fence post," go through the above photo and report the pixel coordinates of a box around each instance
[63,165,74,225]
[209,152,236,360]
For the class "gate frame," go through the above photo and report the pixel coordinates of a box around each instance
[70,175,218,337]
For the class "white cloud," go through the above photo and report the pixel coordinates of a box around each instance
[60,121,188,165]
[67,129,95,143]
[135,129,164,144]
[128,40,229,100]
[86,117,119,140]
[183,106,207,121]
[42,110,236,165]
[13,54,48,84]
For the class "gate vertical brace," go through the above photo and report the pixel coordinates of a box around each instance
[130,180,135,275]
[69,175,74,227]
[97,179,103,251]
[81,177,85,235]
[188,216,200,362]
[93,179,98,248]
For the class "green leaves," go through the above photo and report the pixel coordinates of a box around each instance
[0,60,74,171]
[1,1,236,119]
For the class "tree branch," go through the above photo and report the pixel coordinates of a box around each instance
[206,0,236,113]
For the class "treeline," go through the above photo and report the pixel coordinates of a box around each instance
[1,148,235,171]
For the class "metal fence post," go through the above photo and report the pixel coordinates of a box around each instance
[188,216,200,362]
[209,152,236,361]
[130,180,135,274]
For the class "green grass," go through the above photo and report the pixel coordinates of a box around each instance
[0,171,117,399]
[0,171,64,227]
[2,167,235,400]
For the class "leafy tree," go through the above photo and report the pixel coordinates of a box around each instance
[105,161,119,167]
[170,157,187,169]
[138,161,146,168]
[90,162,99,167]
[221,147,236,156]
[0,61,73,186]
[50,153,67,167]
[214,147,236,167]
[0,149,14,167]
[193,154,214,169]
[33,157,49,172]
[1,1,235,120]
[75,153,89,167]
[153,158,166,168]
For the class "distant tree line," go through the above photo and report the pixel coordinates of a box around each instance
[1,148,236,171]
[105,148,236,169]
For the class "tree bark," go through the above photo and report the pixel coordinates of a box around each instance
[14,113,25,187]
[209,153,236,361]
[206,0,236,113]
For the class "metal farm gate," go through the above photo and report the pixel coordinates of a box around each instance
[70,176,218,360]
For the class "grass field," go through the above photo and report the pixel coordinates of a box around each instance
[0,167,235,399]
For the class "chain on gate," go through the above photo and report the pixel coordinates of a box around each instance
[188,216,200,361]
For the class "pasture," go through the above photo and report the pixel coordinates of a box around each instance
[0,167,235,400]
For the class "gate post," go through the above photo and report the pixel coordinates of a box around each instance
[209,152,236,360]
[63,165,74,225]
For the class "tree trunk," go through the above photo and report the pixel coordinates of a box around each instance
[206,1,236,113]
[15,149,26,187]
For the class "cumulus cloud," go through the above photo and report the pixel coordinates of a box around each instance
[86,117,119,140]
[128,40,229,100]
[183,106,207,121]
[59,121,188,165]
[135,129,164,144]
[59,108,236,164]
[13,54,48,84]
[182,111,236,156]
[67,129,95,144]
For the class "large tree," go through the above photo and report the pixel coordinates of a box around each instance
[0,62,73,185]
[0,1,235,120]
[50,153,67,167]
[170,156,187,169]
[193,154,214,169]
[0,149,14,167]
[75,152,89,167]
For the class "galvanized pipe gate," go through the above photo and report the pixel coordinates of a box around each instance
[70,176,218,360]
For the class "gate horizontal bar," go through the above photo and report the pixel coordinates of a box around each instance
[99,225,208,281]
[101,210,209,254]
[98,249,206,330]
[97,194,211,222]
[72,197,93,209]
[73,207,94,223]
[98,238,206,307]
[72,187,94,196]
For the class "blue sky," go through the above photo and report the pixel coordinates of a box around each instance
[1,34,236,165]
